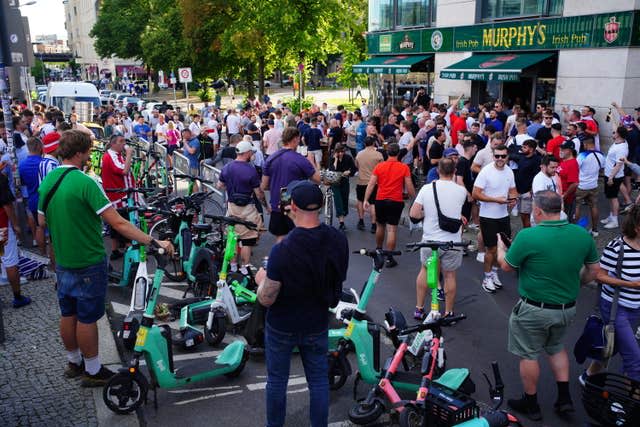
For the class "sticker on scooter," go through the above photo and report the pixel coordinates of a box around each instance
[345,322,355,338]
[408,330,432,356]
[135,328,148,347]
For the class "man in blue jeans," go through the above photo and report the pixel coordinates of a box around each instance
[255,180,349,427]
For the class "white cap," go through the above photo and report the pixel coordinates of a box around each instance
[236,140,257,154]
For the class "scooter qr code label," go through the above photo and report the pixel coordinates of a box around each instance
[186,339,194,347]
[135,328,148,347]
[409,331,427,356]
[345,322,355,338]
[123,330,130,339]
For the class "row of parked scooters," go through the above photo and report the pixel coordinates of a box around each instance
[100,180,522,426]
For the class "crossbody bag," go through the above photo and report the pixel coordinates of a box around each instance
[432,181,463,233]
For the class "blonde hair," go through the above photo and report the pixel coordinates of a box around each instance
[167,120,175,130]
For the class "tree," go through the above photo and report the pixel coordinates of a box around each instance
[90,0,151,60]
[31,58,47,84]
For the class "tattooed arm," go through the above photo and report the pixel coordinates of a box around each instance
[257,277,282,307]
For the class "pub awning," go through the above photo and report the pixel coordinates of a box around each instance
[352,54,432,75]
[439,52,554,82]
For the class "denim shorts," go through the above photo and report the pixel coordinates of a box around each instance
[56,258,108,324]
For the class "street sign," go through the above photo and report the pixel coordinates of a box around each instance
[170,77,177,84]
[178,67,192,83]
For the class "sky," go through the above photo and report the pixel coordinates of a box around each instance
[22,0,67,41]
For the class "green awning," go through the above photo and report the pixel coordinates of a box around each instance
[440,52,554,82]
[352,55,432,75]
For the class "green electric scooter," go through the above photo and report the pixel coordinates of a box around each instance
[102,242,248,415]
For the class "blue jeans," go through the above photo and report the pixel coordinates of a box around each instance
[265,323,329,427]
[56,258,108,324]
[600,298,640,380]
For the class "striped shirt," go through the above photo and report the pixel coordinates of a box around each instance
[600,237,640,309]
[38,156,59,184]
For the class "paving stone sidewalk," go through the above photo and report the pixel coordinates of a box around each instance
[0,277,98,427]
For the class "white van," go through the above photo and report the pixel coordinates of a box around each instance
[46,82,101,115]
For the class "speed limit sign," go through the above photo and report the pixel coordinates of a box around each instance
[178,67,192,83]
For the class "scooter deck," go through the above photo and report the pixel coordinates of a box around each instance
[174,357,230,379]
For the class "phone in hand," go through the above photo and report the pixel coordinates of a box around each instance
[498,232,512,248]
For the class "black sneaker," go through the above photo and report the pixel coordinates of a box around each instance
[81,365,116,387]
[437,289,445,301]
[385,256,398,268]
[442,312,461,326]
[357,219,365,230]
[507,395,542,421]
[554,399,574,415]
[370,223,377,234]
[64,361,84,379]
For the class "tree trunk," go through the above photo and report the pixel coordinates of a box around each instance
[245,62,255,100]
[300,52,305,99]
[258,56,265,100]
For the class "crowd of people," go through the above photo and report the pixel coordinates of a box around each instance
[2,88,640,425]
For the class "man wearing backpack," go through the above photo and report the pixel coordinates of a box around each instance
[255,180,348,427]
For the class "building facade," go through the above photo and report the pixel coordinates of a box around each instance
[359,0,640,147]
[63,0,142,80]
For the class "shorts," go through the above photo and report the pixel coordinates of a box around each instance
[309,149,323,167]
[508,299,576,359]
[420,246,462,271]
[227,202,262,241]
[56,258,109,324]
[374,200,404,226]
[604,177,624,199]
[479,216,510,248]
[167,144,177,155]
[461,200,472,221]
[624,165,632,177]
[269,210,294,237]
[518,193,533,215]
[356,184,377,203]
[240,238,258,247]
[1,226,19,268]
[575,187,598,207]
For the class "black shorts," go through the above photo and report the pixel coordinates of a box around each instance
[240,238,257,247]
[167,145,177,155]
[462,200,472,221]
[356,184,377,203]
[479,216,511,248]
[604,177,624,199]
[268,211,294,237]
[374,200,404,226]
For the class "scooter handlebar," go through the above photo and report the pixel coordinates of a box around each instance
[401,314,467,334]
[353,248,402,257]
[104,187,156,194]
[491,361,504,391]
[406,240,470,251]
[204,214,257,230]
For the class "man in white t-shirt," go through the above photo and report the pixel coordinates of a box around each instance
[398,120,414,165]
[575,137,605,236]
[225,109,241,137]
[410,158,467,321]
[601,126,630,230]
[472,144,517,293]
[471,133,504,174]
[263,119,283,156]
[531,155,562,226]
[155,114,168,144]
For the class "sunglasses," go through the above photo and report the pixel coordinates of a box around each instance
[494,154,508,159]
[544,117,553,119]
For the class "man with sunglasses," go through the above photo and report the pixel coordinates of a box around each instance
[472,144,517,293]
[535,110,555,148]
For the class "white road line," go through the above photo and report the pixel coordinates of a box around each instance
[246,376,307,391]
[167,385,241,394]
[173,389,243,405]
[286,387,308,394]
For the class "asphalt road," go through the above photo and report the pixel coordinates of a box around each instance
[105,206,610,427]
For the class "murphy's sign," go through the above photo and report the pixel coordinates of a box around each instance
[367,11,638,55]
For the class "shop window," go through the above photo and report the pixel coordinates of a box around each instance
[368,0,394,31]
[397,0,436,28]
[481,0,562,21]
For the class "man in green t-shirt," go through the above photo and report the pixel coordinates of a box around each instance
[497,190,599,421]
[38,130,173,387]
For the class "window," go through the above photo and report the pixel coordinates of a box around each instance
[397,0,428,27]
[482,0,562,20]
[369,0,394,31]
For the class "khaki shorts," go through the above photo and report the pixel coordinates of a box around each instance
[575,187,599,207]
[420,247,463,271]
[518,193,533,215]
[226,202,262,241]
[508,300,576,360]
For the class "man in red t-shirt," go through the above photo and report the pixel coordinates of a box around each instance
[450,110,468,147]
[546,123,565,160]
[558,141,580,221]
[101,134,134,258]
[363,143,415,267]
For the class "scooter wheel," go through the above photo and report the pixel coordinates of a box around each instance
[348,399,385,425]
[328,354,351,390]
[224,349,249,378]
[204,315,226,346]
[103,372,148,415]
[398,404,424,427]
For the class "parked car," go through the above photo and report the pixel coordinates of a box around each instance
[253,80,272,87]
[123,97,141,114]
[99,90,112,105]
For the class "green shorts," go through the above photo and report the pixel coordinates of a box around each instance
[508,300,576,360]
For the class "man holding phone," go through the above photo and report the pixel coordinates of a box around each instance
[472,144,517,293]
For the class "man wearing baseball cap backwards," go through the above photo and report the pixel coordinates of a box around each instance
[255,180,348,427]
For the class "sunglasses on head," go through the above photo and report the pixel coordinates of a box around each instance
[494,154,508,159]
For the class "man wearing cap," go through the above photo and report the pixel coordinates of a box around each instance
[255,180,348,427]
[218,140,268,267]
[261,127,321,243]
[426,147,458,183]
[497,190,599,420]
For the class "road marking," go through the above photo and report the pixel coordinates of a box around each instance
[173,389,243,405]
[167,385,241,394]
[246,376,307,391]
[287,387,308,394]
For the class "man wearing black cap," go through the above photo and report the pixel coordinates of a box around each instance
[255,180,348,427]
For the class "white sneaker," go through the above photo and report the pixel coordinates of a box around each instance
[476,252,485,263]
[600,217,612,225]
[604,219,619,229]
[591,230,599,238]
[491,272,503,289]
[482,276,496,293]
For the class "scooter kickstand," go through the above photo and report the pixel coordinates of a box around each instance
[153,384,158,410]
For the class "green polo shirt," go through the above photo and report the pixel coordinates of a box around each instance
[504,219,599,304]
[38,166,111,269]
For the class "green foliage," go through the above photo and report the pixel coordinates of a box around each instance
[198,88,211,102]
[283,96,314,114]
[31,59,47,84]
[90,0,151,59]
[140,0,189,74]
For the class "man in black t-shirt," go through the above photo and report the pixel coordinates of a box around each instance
[535,110,555,148]
[206,134,240,167]
[255,180,348,427]
[427,130,446,172]
[455,138,478,221]
[514,139,541,228]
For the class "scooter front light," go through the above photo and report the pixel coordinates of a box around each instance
[129,367,136,373]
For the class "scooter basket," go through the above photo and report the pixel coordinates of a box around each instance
[424,384,479,427]
[581,372,640,426]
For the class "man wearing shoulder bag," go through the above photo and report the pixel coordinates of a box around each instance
[409,158,466,321]
[579,204,640,384]
[496,190,599,420]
